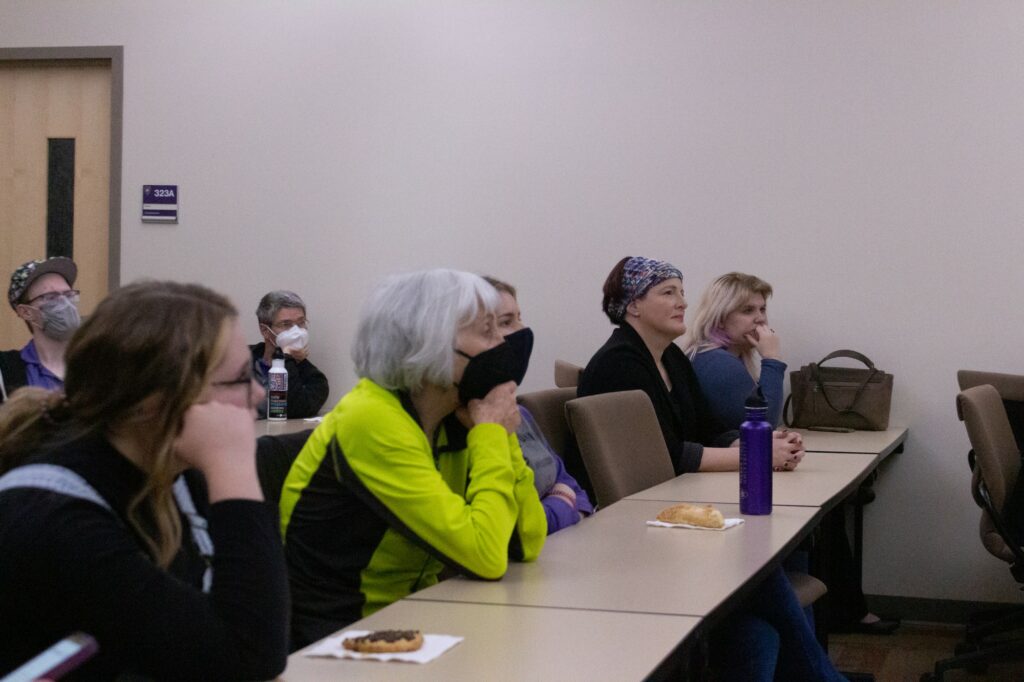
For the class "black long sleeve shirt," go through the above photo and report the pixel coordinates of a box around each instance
[577,324,738,476]
[0,435,289,681]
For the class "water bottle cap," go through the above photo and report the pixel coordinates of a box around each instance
[271,357,285,369]
[745,386,767,409]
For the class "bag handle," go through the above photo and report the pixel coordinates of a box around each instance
[815,349,877,370]
[810,350,880,415]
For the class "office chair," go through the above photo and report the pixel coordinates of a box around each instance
[255,429,314,505]
[554,359,583,388]
[957,369,1024,454]
[925,385,1024,680]
[565,389,828,615]
[517,387,577,458]
[564,390,675,507]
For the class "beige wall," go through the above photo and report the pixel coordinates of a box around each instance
[4,1,1023,604]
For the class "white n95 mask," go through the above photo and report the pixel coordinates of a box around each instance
[275,325,309,353]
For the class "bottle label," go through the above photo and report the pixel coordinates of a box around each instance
[268,370,288,420]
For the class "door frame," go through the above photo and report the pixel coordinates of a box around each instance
[0,45,124,293]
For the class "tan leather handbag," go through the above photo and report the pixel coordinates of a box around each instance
[784,350,893,431]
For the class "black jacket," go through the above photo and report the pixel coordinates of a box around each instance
[0,349,28,404]
[250,342,330,418]
[577,324,738,477]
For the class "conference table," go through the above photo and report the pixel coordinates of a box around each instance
[279,425,906,681]
[260,416,322,437]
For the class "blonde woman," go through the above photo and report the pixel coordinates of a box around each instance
[684,272,900,636]
[682,272,785,428]
[0,281,288,680]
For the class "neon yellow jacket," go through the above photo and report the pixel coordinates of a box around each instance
[279,379,545,647]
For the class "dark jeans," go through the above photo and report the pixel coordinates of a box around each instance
[712,567,847,682]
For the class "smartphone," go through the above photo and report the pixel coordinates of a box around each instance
[1,633,98,682]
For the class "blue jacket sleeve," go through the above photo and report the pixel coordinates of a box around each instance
[691,349,756,430]
[759,358,787,428]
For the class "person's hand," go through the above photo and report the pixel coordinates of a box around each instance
[774,428,803,448]
[173,401,261,500]
[465,381,521,434]
[771,434,804,472]
[745,324,781,360]
[284,345,309,363]
[547,482,577,509]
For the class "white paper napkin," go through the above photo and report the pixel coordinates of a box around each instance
[303,416,324,423]
[646,518,745,531]
[303,630,463,663]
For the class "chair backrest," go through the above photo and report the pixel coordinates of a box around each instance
[554,360,583,388]
[958,369,1024,452]
[256,429,314,504]
[956,385,1024,570]
[564,390,675,507]
[517,387,577,458]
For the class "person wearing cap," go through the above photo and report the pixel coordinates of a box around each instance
[251,290,329,419]
[577,255,846,681]
[1,257,81,404]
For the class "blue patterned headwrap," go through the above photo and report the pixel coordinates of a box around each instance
[604,256,683,322]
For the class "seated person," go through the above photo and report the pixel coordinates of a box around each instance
[576,256,804,482]
[577,256,845,681]
[251,290,329,418]
[485,276,593,532]
[1,257,81,403]
[0,281,288,680]
[682,272,786,429]
[280,269,546,650]
[685,272,899,635]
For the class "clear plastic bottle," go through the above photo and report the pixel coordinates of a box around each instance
[740,387,772,515]
[267,352,288,421]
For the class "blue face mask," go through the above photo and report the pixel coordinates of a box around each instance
[454,327,534,403]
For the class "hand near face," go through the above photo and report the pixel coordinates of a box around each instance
[465,380,521,434]
[173,400,258,485]
[744,324,781,360]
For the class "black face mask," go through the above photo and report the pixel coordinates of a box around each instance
[454,327,534,403]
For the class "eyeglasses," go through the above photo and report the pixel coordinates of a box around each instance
[211,368,258,405]
[269,318,309,332]
[212,367,258,390]
[24,289,80,306]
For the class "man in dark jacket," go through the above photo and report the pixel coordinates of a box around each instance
[251,290,329,418]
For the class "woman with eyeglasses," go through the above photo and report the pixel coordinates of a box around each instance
[0,281,289,680]
[280,269,546,650]
[1,257,82,404]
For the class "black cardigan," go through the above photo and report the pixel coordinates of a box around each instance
[577,324,738,476]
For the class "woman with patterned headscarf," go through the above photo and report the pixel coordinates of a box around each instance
[577,257,847,681]
[577,256,804,479]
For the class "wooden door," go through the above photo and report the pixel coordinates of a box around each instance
[0,59,111,349]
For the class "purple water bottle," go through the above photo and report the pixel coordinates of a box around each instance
[740,387,772,515]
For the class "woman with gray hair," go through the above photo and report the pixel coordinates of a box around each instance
[279,269,546,650]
